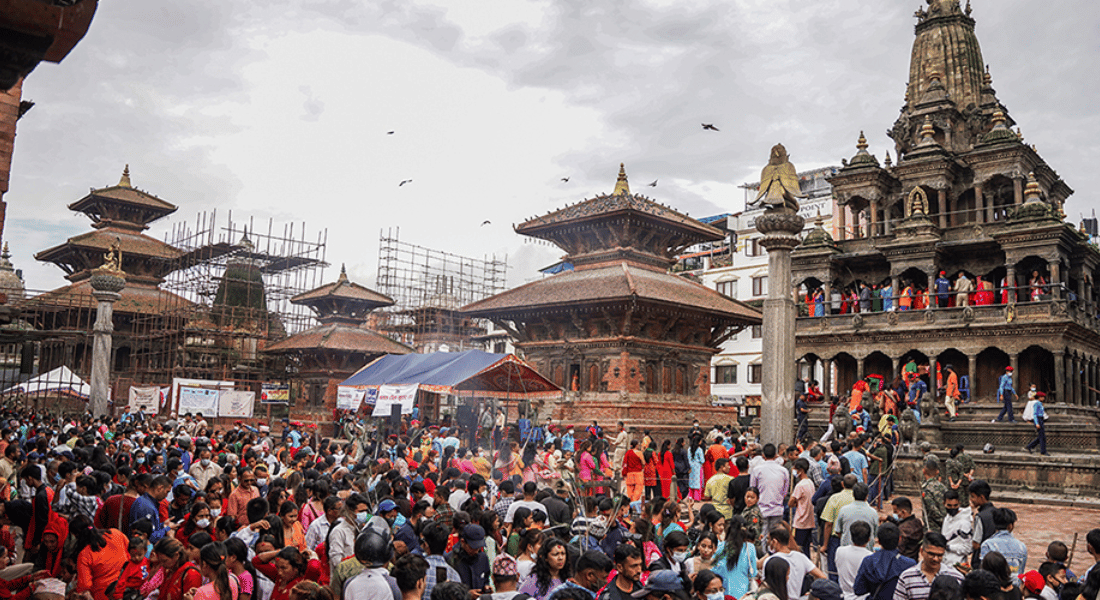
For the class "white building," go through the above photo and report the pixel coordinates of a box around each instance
[678,166,840,404]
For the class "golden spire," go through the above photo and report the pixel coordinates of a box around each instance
[1023,172,1043,204]
[983,65,993,88]
[1016,127,1024,142]
[884,151,893,167]
[118,164,132,188]
[990,108,1007,129]
[613,163,630,195]
[919,116,937,145]
[857,131,868,152]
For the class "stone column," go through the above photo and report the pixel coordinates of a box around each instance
[929,357,939,405]
[1006,264,1017,303]
[1014,177,1024,206]
[90,267,126,417]
[856,357,865,382]
[870,200,879,237]
[976,183,987,224]
[1049,260,1062,300]
[1055,350,1066,405]
[1071,355,1081,406]
[756,208,805,444]
[968,354,978,402]
[837,206,847,241]
[891,275,900,307]
[1010,353,1020,388]
[823,359,833,398]
[938,190,949,229]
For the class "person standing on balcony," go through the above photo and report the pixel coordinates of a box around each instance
[994,366,1016,423]
[859,283,872,312]
[954,273,973,307]
[935,271,951,308]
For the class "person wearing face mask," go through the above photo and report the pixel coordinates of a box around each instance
[692,569,732,600]
[188,448,220,489]
[175,501,214,542]
[326,493,370,585]
[649,531,693,591]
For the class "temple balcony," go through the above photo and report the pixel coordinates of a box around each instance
[795,296,1100,336]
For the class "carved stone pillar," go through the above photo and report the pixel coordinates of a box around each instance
[929,356,939,407]
[823,359,833,398]
[870,200,879,237]
[1071,355,1081,406]
[1010,353,1020,389]
[975,183,987,224]
[838,205,847,241]
[756,208,805,444]
[938,189,948,229]
[968,353,978,402]
[1054,350,1066,405]
[856,357,865,383]
[1006,264,1017,303]
[892,275,900,307]
[1014,177,1024,206]
[90,267,126,417]
[1050,260,1062,300]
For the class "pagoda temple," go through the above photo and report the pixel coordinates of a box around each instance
[266,265,413,424]
[26,167,192,376]
[791,0,1100,451]
[462,165,761,432]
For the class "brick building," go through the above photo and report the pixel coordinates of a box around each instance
[462,165,761,432]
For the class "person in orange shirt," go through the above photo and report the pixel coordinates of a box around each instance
[944,364,960,421]
[226,469,260,526]
[70,516,130,600]
[622,440,646,502]
[849,380,869,412]
[702,438,730,486]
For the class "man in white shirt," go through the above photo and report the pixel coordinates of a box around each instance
[304,496,342,551]
[762,526,826,600]
[940,490,972,568]
[837,522,874,600]
[750,443,791,538]
[504,481,545,525]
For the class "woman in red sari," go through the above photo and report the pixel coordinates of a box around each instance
[657,440,675,500]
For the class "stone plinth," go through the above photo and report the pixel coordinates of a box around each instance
[757,208,805,444]
[89,268,124,417]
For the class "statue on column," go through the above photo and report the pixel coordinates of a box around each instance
[750,144,805,212]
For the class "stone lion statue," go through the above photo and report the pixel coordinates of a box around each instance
[898,408,921,444]
[831,409,852,440]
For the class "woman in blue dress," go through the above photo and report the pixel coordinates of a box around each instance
[688,436,705,501]
[710,515,758,599]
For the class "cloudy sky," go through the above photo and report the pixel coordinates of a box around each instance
[6,0,1098,295]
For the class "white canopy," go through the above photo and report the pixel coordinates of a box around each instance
[2,366,91,399]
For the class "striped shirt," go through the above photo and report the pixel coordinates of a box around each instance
[892,563,962,600]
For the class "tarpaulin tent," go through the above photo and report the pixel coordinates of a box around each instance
[2,366,91,399]
[340,350,560,398]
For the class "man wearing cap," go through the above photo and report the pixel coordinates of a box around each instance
[447,524,492,593]
[810,579,844,600]
[488,554,526,600]
[627,570,687,600]
[995,366,1017,423]
[935,272,951,308]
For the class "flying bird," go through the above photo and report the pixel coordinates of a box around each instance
[561,177,570,182]
[647,180,658,187]
[481,220,492,226]
[387,131,395,135]
[701,123,719,131]
[399,179,412,186]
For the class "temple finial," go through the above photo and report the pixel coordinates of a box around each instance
[613,163,630,195]
[856,131,868,152]
[337,263,348,282]
[119,164,132,188]
[919,116,937,145]
[1024,172,1043,204]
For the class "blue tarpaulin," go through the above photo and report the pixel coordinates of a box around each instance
[340,350,560,398]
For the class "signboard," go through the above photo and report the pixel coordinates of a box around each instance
[336,387,366,410]
[260,383,290,404]
[371,384,418,417]
[178,387,219,417]
[171,378,233,414]
[363,388,378,407]
[128,387,160,413]
[218,390,255,418]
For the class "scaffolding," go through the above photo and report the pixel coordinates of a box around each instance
[128,210,327,389]
[375,227,507,353]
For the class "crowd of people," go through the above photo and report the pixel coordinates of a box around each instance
[0,408,1088,600]
[803,270,1057,317]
